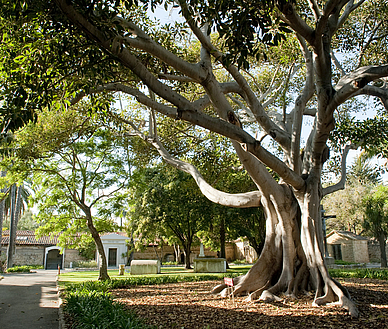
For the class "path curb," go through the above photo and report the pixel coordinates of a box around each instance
[57,277,68,329]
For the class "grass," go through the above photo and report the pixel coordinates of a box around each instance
[61,265,251,329]
[60,265,388,329]
[58,265,252,287]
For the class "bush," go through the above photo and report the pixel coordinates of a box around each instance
[64,272,245,295]
[6,265,43,273]
[232,259,250,264]
[73,260,98,268]
[64,288,154,328]
[162,261,179,266]
[334,260,357,266]
[329,268,388,280]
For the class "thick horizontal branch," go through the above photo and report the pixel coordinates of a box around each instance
[330,64,388,114]
[151,139,262,208]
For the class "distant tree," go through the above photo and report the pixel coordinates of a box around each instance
[129,165,208,269]
[323,153,381,234]
[362,185,388,268]
[17,210,40,231]
[348,152,383,186]
[4,108,132,280]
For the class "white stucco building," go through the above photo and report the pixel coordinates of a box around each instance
[96,233,129,268]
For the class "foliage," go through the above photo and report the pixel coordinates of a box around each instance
[362,185,388,239]
[63,272,248,294]
[76,235,97,260]
[64,290,153,329]
[328,268,388,280]
[16,210,40,231]
[6,265,43,272]
[322,153,382,234]
[73,260,98,269]
[128,164,209,264]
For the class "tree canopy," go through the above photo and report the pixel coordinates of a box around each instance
[1,0,388,317]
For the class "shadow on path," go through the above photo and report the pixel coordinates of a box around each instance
[0,269,59,329]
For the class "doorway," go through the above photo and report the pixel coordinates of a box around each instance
[46,249,63,269]
[108,248,117,267]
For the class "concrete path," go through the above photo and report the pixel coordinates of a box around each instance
[0,269,59,329]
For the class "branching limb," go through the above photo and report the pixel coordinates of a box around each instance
[330,64,388,114]
[307,0,321,20]
[178,1,292,151]
[338,0,367,30]
[331,50,346,76]
[289,36,315,174]
[357,19,385,67]
[322,143,358,196]
[353,84,388,111]
[151,139,262,208]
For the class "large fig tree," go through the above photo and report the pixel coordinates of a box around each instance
[2,0,388,317]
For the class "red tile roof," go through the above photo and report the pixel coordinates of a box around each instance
[1,230,58,246]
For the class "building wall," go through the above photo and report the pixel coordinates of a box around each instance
[64,249,88,267]
[327,235,354,262]
[327,234,369,263]
[368,241,388,263]
[0,246,45,266]
[352,240,369,263]
[132,243,237,263]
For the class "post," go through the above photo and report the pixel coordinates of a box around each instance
[224,277,235,307]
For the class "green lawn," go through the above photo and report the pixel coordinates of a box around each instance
[58,265,253,286]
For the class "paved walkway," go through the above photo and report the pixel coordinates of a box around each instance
[0,269,59,329]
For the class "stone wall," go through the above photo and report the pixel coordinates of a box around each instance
[353,240,369,263]
[132,243,237,263]
[327,235,356,262]
[0,246,45,266]
[368,241,388,263]
[64,249,88,267]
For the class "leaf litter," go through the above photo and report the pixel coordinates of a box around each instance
[110,278,388,329]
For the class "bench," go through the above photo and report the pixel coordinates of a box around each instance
[130,260,161,275]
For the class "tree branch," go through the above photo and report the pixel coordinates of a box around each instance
[151,139,262,208]
[323,143,358,196]
[330,64,388,114]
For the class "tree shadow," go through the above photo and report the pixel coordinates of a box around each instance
[113,278,388,329]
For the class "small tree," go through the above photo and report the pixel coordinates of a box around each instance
[6,108,132,279]
[362,185,388,268]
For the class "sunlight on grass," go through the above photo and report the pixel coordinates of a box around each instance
[58,264,252,286]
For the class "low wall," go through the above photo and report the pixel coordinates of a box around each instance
[130,260,161,275]
[193,258,226,273]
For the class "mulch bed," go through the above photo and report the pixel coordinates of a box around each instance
[111,278,388,329]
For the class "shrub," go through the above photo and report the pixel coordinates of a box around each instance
[73,260,98,268]
[6,265,43,273]
[329,268,388,280]
[64,290,154,329]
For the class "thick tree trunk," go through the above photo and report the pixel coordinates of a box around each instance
[0,171,6,269]
[378,231,387,268]
[212,182,358,317]
[84,209,109,280]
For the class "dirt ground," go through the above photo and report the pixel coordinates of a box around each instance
[111,278,388,329]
